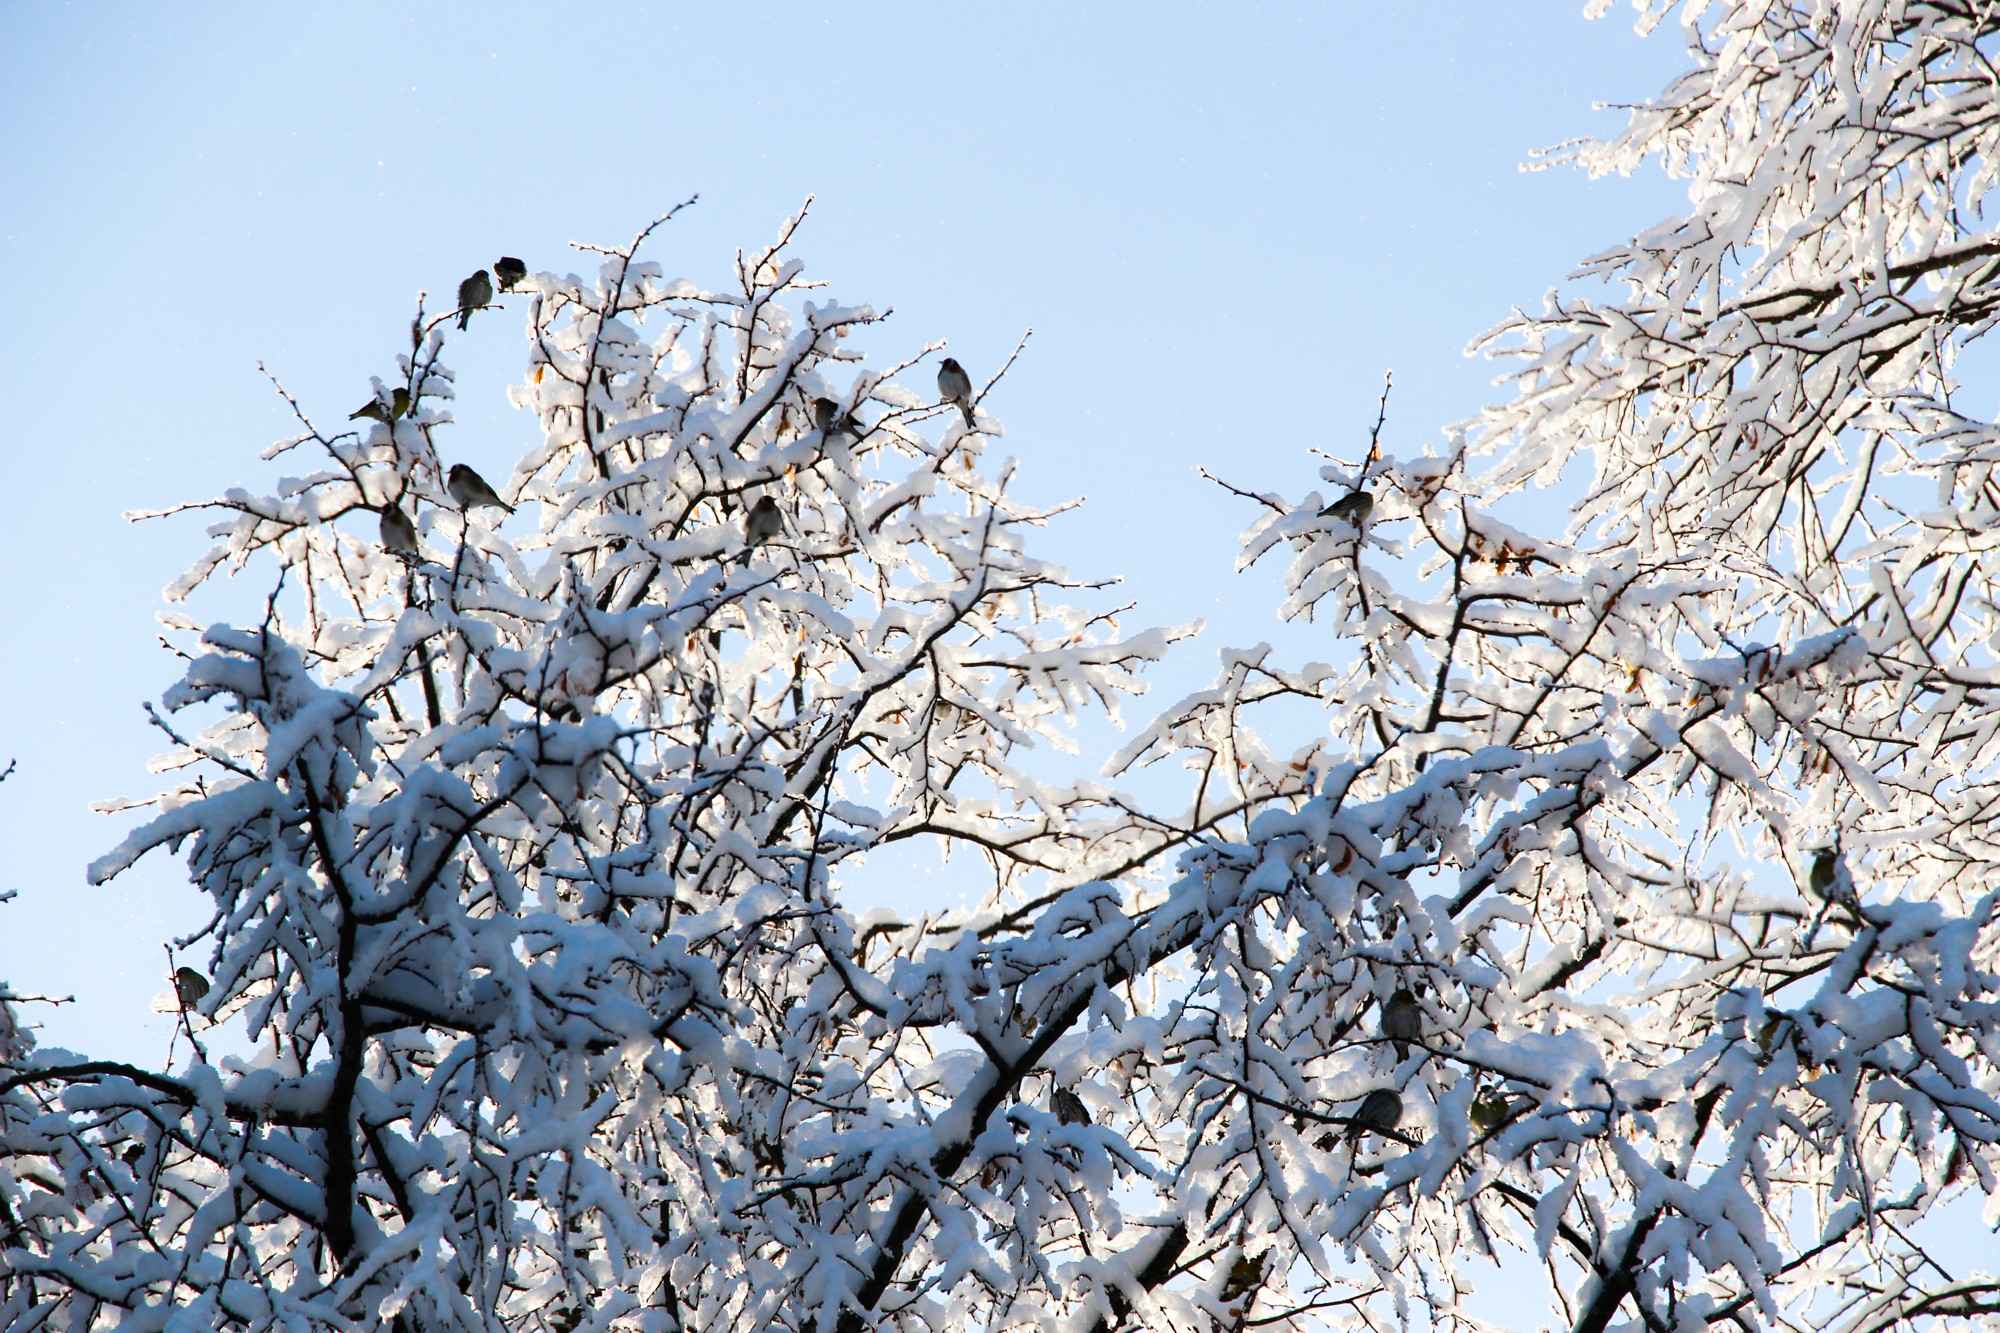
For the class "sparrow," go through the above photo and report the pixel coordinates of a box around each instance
[1380,987,1423,1062]
[1319,488,1373,528]
[173,966,210,1006]
[1219,1252,1266,1303]
[937,357,975,428]
[1756,1013,1788,1057]
[348,387,411,423]
[1051,1087,1092,1127]
[813,396,854,438]
[493,256,527,292]
[1349,1088,1403,1140]
[380,504,420,557]
[456,269,494,331]
[737,495,783,563]
[448,463,514,514]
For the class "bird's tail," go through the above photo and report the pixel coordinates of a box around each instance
[958,400,975,428]
[457,310,472,332]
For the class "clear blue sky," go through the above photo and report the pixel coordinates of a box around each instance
[0,4,1687,1066]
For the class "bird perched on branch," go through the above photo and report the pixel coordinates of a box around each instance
[1802,842,1862,947]
[937,357,975,428]
[813,396,859,438]
[1319,488,1373,528]
[349,387,411,423]
[737,496,783,563]
[448,463,514,515]
[1806,845,1858,911]
[456,269,493,330]
[1470,1090,1515,1134]
[1380,987,1423,1062]
[493,256,527,292]
[1219,1251,1266,1305]
[173,967,210,1006]
[1314,1087,1405,1150]
[380,505,420,557]
[1350,1088,1402,1140]
[1051,1087,1092,1127]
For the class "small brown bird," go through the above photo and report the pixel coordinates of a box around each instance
[737,495,783,563]
[173,966,210,1006]
[1319,488,1373,528]
[456,269,494,331]
[448,463,514,514]
[1051,1087,1092,1127]
[1219,1251,1266,1304]
[1756,1013,1788,1056]
[493,256,527,292]
[349,387,411,423]
[1380,987,1423,1061]
[380,505,420,557]
[1350,1088,1403,1140]
[937,357,975,428]
[812,396,858,438]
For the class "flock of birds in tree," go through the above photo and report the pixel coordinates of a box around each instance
[183,259,1869,1157]
[347,257,988,567]
[1221,832,1858,1148]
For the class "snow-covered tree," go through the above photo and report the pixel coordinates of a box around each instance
[8,3,2000,1330]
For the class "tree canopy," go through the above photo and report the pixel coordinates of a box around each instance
[7,3,2000,1331]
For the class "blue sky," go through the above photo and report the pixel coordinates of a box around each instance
[0,3,1688,1066]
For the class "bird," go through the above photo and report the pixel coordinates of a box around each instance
[1319,488,1373,528]
[1806,845,1858,909]
[1219,1252,1266,1304]
[737,495,783,563]
[1051,1087,1092,1127]
[121,1141,146,1166]
[456,269,494,331]
[380,505,420,557]
[448,463,514,514]
[1349,1088,1403,1140]
[173,966,210,1006]
[1470,1091,1513,1134]
[348,387,411,423]
[813,396,855,438]
[1380,987,1423,1061]
[937,357,975,428]
[493,256,527,292]
[1756,1013,1788,1057]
